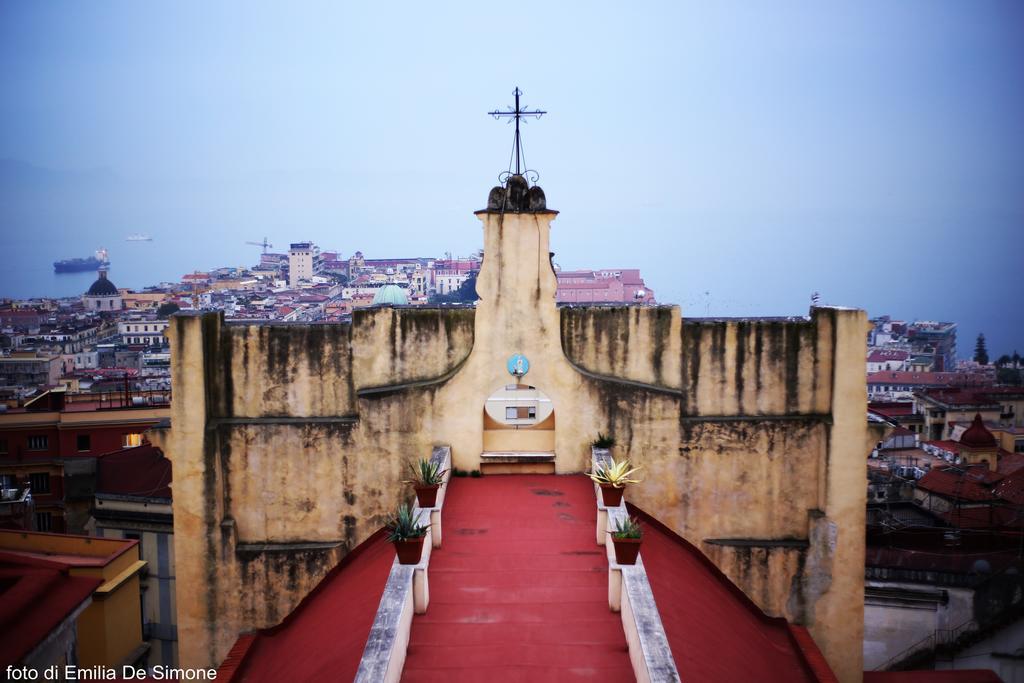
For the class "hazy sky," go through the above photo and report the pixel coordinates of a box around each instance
[1,1,1022,356]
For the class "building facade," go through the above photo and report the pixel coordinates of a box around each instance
[162,176,876,681]
[287,242,322,287]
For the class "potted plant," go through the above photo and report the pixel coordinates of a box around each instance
[591,432,616,450]
[588,457,642,507]
[609,515,642,565]
[386,502,430,565]
[406,458,447,507]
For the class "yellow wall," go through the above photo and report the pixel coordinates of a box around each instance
[0,531,145,668]
[166,205,873,681]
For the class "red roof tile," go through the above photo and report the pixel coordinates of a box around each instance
[221,529,393,682]
[868,350,910,362]
[631,505,834,682]
[864,670,1003,683]
[994,469,1024,505]
[961,413,998,448]
[916,468,997,502]
[0,553,102,668]
[96,445,172,499]
[941,505,1024,529]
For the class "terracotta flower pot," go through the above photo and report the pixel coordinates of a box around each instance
[394,536,426,565]
[600,484,624,507]
[414,484,440,508]
[612,536,641,565]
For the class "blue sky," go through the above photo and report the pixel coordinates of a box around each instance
[1,1,1021,356]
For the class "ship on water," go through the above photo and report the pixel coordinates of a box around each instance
[54,247,110,273]
[126,233,152,241]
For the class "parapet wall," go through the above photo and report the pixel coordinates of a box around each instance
[166,308,474,669]
[169,303,872,682]
[561,306,834,416]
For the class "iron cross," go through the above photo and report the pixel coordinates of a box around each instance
[488,87,546,177]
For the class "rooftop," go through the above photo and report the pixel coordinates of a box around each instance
[221,475,835,682]
[0,552,102,668]
[96,444,172,499]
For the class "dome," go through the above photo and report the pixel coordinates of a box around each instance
[960,413,997,449]
[86,270,119,296]
[372,284,408,306]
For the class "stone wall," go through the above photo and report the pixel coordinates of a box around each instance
[166,206,873,682]
[164,310,473,668]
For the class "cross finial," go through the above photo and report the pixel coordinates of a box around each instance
[488,87,546,182]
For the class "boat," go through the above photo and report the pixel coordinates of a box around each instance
[126,233,153,242]
[54,248,110,273]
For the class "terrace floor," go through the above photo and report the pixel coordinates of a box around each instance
[401,474,634,682]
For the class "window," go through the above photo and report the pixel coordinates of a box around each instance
[505,406,536,420]
[0,474,14,489]
[27,435,48,451]
[76,434,91,451]
[122,433,143,448]
[35,512,52,532]
[124,531,142,555]
[29,472,50,494]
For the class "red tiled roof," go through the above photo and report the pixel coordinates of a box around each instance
[631,505,835,682]
[96,444,172,499]
[220,529,393,682]
[867,371,972,386]
[0,553,102,668]
[864,670,1003,683]
[920,386,1023,407]
[961,413,997,448]
[869,402,917,417]
[916,468,997,502]
[941,505,1024,530]
[994,469,1024,505]
[221,476,836,682]
[866,546,1020,575]
[997,451,1024,475]
[864,671,999,679]
[868,350,910,362]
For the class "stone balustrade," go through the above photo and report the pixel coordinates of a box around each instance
[592,447,680,683]
[355,446,451,683]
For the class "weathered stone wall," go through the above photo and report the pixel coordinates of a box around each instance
[165,310,472,668]
[168,205,872,682]
[351,306,475,392]
[212,322,355,418]
[562,306,874,682]
[560,305,682,389]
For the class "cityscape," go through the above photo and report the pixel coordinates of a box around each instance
[2,3,1023,683]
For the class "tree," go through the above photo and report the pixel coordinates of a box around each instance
[974,333,989,365]
[1014,350,1022,368]
[429,275,478,304]
[996,354,1012,368]
[157,302,181,318]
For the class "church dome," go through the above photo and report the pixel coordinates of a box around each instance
[372,284,408,306]
[86,271,118,296]
[960,413,997,449]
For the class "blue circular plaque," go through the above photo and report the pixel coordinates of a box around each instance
[507,354,530,378]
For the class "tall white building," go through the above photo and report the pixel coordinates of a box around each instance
[288,242,322,288]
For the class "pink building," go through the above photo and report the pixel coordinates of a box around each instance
[555,269,655,304]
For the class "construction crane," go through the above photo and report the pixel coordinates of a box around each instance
[245,237,273,253]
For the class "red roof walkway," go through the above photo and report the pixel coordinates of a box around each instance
[402,474,634,682]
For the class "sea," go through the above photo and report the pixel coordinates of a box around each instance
[0,234,256,301]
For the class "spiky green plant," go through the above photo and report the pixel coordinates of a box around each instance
[588,457,642,489]
[610,516,642,539]
[405,458,447,486]
[591,432,616,449]
[385,502,429,542]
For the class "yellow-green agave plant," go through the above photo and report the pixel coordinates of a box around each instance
[588,458,642,489]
